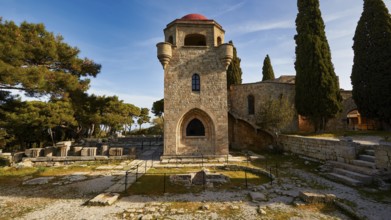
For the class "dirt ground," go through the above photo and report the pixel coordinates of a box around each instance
[0,152,390,220]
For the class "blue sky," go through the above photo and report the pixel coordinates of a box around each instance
[1,0,390,110]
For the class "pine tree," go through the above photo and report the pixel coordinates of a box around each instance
[0,19,101,99]
[262,54,275,81]
[351,0,391,127]
[294,0,342,132]
[226,41,242,89]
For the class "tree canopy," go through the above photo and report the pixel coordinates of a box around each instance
[152,98,164,117]
[294,0,342,132]
[262,54,275,81]
[351,0,391,127]
[137,108,150,131]
[0,19,144,150]
[0,19,101,99]
[226,41,242,89]
[256,96,295,134]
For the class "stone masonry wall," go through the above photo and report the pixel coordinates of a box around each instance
[278,135,358,163]
[229,82,298,133]
[229,82,356,133]
[228,114,273,151]
[375,142,391,171]
[164,44,228,156]
[325,91,357,131]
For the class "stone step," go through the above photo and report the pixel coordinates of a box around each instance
[328,161,376,176]
[364,149,375,156]
[326,173,363,187]
[352,160,376,169]
[333,168,373,184]
[358,155,375,163]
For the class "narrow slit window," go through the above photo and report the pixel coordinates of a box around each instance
[248,95,255,115]
[192,74,200,91]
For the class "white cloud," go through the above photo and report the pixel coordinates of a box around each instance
[136,36,164,47]
[213,2,245,18]
[323,7,361,23]
[230,19,294,35]
[87,87,159,109]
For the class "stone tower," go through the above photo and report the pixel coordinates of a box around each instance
[156,14,233,158]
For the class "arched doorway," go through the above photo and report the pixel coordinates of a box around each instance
[347,109,377,130]
[177,108,215,155]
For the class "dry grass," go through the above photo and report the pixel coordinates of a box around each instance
[126,167,269,195]
[294,130,391,139]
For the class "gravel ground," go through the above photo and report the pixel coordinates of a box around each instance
[1,152,390,220]
[0,173,384,220]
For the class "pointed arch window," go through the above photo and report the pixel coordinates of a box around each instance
[248,95,255,115]
[186,118,205,136]
[192,74,200,91]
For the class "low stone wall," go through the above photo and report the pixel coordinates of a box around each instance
[278,135,359,163]
[278,135,391,172]
[21,155,136,167]
[223,165,274,179]
[375,142,391,172]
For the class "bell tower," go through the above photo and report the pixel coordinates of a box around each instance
[157,13,233,158]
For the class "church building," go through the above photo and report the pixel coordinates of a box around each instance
[157,14,356,158]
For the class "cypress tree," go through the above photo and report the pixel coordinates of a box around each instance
[294,0,342,132]
[351,0,391,127]
[226,41,242,89]
[262,54,275,81]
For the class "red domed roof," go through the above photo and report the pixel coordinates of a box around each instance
[181,13,208,20]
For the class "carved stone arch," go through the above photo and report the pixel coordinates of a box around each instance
[176,108,215,155]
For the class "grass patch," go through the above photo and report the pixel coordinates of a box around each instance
[249,151,321,174]
[0,167,38,177]
[297,203,337,214]
[358,188,391,203]
[37,166,94,176]
[126,167,270,195]
[293,130,391,139]
[0,160,127,183]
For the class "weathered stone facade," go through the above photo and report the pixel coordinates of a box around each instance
[157,14,358,155]
[229,77,357,140]
[157,14,233,157]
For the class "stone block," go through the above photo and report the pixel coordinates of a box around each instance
[32,148,43,157]
[101,144,109,156]
[81,147,97,157]
[249,192,267,202]
[23,177,55,185]
[89,193,119,206]
[56,141,72,148]
[129,147,136,155]
[44,147,54,157]
[109,147,123,156]
[24,149,32,157]
[73,146,83,156]
[299,191,335,204]
[56,146,69,157]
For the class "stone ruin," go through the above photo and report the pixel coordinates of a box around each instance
[3,136,163,166]
[169,169,230,187]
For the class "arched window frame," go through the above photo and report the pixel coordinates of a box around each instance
[248,95,255,115]
[192,74,200,92]
[167,36,173,44]
[217,36,222,46]
[186,118,205,136]
[184,34,206,46]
